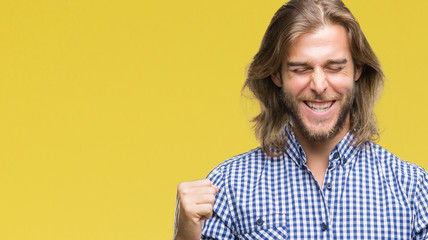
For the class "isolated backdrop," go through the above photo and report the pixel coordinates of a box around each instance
[0,0,427,239]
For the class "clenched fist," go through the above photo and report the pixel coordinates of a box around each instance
[173,179,219,240]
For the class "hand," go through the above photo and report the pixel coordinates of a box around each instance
[173,179,219,240]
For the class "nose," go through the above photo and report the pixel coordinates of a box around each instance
[310,68,328,94]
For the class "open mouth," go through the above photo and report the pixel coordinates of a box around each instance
[304,101,334,113]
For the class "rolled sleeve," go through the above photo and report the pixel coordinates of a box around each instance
[201,167,237,240]
[412,167,428,239]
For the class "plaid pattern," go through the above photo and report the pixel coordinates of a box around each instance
[201,126,428,239]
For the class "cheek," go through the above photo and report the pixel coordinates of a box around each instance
[283,76,311,96]
[327,74,354,94]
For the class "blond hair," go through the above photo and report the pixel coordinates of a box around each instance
[244,0,384,156]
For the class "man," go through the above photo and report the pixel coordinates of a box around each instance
[174,0,428,239]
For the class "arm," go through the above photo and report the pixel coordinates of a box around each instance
[201,167,237,240]
[173,179,218,240]
[412,168,428,239]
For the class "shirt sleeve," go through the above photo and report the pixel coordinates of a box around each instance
[201,166,237,240]
[412,167,428,239]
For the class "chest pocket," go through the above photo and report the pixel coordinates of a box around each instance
[236,213,288,240]
[240,226,288,240]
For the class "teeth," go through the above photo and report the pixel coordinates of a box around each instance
[306,101,333,112]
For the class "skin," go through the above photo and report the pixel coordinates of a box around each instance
[173,23,362,239]
[271,24,361,186]
[173,179,218,240]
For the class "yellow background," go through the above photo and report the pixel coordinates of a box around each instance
[0,0,427,239]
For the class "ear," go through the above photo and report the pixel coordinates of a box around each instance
[271,71,283,87]
[354,63,362,81]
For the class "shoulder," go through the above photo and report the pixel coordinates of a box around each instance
[206,147,273,186]
[367,142,428,200]
[368,142,425,176]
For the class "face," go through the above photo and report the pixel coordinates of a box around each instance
[271,24,362,142]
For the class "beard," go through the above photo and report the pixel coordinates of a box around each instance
[281,86,356,142]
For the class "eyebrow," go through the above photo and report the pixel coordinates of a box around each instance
[287,59,348,67]
[287,62,309,67]
[326,59,347,65]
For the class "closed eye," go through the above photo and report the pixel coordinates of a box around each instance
[325,66,344,72]
[287,62,312,74]
[324,59,347,72]
[289,67,311,73]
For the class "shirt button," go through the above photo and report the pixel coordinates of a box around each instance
[321,222,328,231]
[333,152,340,159]
[326,182,332,190]
[256,218,264,226]
[343,158,348,164]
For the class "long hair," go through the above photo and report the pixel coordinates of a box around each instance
[243,0,384,156]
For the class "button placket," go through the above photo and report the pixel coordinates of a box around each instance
[321,162,337,232]
[328,151,341,170]
[255,218,264,226]
[321,222,328,231]
[333,152,340,159]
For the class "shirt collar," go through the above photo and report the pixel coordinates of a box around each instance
[284,124,306,168]
[328,131,360,169]
[284,124,361,169]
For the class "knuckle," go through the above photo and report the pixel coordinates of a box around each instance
[177,182,186,192]
[180,188,189,196]
[208,195,216,204]
[207,204,213,212]
[179,196,191,208]
[207,187,215,194]
[197,178,211,186]
[177,182,192,196]
[199,205,212,215]
[201,203,212,212]
[202,178,211,184]
[179,197,186,207]
[205,212,213,220]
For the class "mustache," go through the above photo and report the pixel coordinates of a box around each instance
[296,94,343,101]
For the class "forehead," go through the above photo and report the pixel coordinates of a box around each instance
[286,24,351,63]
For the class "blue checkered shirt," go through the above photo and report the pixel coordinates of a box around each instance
[201,127,428,239]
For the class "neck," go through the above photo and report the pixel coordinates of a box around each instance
[291,115,350,187]
[292,115,350,159]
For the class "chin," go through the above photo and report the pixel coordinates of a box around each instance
[305,130,335,142]
[298,119,343,142]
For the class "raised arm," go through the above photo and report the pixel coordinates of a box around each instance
[173,179,218,240]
